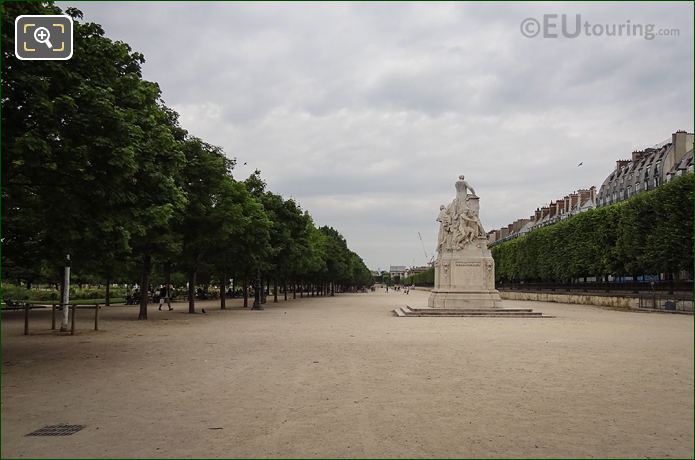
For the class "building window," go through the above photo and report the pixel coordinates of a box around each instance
[626,185,632,197]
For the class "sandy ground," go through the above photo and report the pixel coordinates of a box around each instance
[1,290,693,458]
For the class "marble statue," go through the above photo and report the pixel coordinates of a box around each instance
[437,176,486,252]
[428,175,502,309]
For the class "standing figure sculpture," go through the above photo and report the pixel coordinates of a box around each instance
[436,205,452,252]
[455,174,476,201]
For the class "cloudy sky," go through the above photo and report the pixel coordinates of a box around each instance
[63,1,694,271]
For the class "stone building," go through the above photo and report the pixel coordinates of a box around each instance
[404,265,430,278]
[596,130,693,207]
[389,266,407,279]
[488,187,596,246]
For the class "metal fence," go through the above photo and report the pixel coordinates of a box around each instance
[638,295,693,313]
[497,281,692,297]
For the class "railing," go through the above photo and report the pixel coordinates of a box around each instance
[1,303,102,335]
[496,281,693,298]
[638,295,693,313]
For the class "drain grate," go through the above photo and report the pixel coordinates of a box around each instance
[26,424,85,436]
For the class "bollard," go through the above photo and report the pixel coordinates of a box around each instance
[70,304,76,335]
[24,303,29,335]
[94,304,99,331]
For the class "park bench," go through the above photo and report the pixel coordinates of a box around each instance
[2,298,33,310]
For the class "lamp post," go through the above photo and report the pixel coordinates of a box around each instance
[251,266,263,310]
[60,254,71,332]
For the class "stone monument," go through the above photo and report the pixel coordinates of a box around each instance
[428,175,502,309]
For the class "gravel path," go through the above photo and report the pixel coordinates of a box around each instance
[2,290,692,458]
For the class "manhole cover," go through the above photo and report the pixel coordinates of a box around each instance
[26,424,85,436]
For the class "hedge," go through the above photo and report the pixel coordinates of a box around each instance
[491,173,693,282]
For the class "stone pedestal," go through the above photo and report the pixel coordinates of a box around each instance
[428,237,502,309]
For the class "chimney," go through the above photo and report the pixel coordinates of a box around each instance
[672,130,694,164]
[514,219,526,233]
[589,186,596,203]
[557,200,565,214]
[500,228,509,238]
[569,193,579,209]
[534,208,541,221]
[541,206,550,219]
[507,223,514,235]
[616,159,630,170]
[549,202,557,217]
[632,150,645,162]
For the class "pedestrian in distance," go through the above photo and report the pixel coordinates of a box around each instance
[158,284,173,311]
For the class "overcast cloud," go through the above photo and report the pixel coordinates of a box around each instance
[62,1,694,270]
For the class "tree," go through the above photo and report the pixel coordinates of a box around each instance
[1,2,187,322]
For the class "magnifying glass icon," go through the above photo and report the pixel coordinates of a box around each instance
[33,27,53,49]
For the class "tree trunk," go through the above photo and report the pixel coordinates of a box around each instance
[105,278,111,306]
[231,278,235,298]
[668,271,675,294]
[220,275,226,310]
[273,279,278,303]
[300,283,303,298]
[243,279,248,308]
[331,281,335,296]
[165,262,172,302]
[632,273,639,293]
[293,282,297,299]
[60,278,65,313]
[261,276,267,304]
[284,281,288,301]
[188,269,197,314]
[138,253,151,320]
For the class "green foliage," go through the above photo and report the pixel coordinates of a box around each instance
[402,268,435,287]
[1,284,127,301]
[492,174,693,282]
[1,2,372,313]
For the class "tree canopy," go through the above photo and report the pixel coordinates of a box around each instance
[2,2,373,316]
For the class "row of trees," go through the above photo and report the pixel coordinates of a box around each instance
[491,173,693,284]
[1,2,372,319]
[401,268,434,287]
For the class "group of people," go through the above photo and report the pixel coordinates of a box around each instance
[384,285,411,294]
[125,284,175,310]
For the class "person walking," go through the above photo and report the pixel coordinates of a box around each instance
[158,284,173,311]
